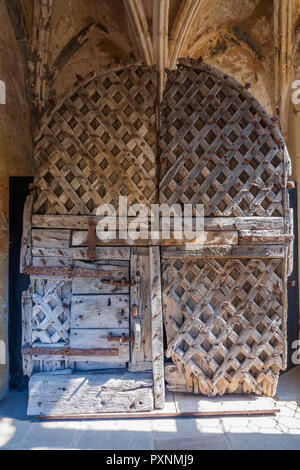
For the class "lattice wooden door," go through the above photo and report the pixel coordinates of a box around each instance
[21,59,293,409]
[34,63,157,215]
[160,59,293,397]
[21,63,159,379]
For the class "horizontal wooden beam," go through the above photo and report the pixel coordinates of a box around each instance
[32,215,284,231]
[23,266,120,279]
[239,231,294,244]
[161,245,285,258]
[22,347,119,357]
[72,230,238,247]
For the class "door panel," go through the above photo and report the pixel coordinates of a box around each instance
[21,60,292,405]
[71,295,129,329]
[70,329,130,363]
[162,255,284,396]
[72,261,130,295]
[159,59,292,397]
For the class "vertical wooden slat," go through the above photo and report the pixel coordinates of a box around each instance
[149,246,165,409]
[20,194,33,273]
[129,248,152,372]
[22,291,33,377]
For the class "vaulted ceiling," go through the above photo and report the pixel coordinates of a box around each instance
[11,0,300,125]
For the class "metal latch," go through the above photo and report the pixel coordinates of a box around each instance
[131,305,139,318]
[107,333,135,345]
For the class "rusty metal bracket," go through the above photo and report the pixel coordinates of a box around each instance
[131,305,139,318]
[22,347,119,357]
[23,266,118,279]
[107,333,135,345]
[87,218,97,261]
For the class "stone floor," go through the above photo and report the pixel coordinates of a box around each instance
[0,366,300,450]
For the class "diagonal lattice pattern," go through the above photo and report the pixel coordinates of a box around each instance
[31,280,72,344]
[34,65,157,215]
[162,257,284,397]
[160,62,285,217]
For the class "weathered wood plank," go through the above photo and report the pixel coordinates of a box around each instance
[161,245,285,258]
[74,362,126,371]
[32,257,73,267]
[31,247,131,260]
[22,347,119,357]
[27,371,154,415]
[20,195,33,273]
[70,328,130,362]
[239,230,291,244]
[149,247,165,409]
[21,291,33,377]
[129,248,153,372]
[32,215,284,232]
[129,248,142,372]
[32,229,70,248]
[71,295,129,329]
[72,247,131,260]
[72,230,239,246]
[204,217,284,231]
[72,261,130,294]
[164,363,188,393]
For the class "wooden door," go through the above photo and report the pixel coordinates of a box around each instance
[20,59,293,408]
[159,59,293,397]
[21,63,159,379]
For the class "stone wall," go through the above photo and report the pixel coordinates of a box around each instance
[0,0,32,399]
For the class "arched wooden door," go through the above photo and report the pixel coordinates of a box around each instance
[21,60,292,416]
[160,59,293,397]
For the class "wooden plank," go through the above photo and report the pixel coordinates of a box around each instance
[23,354,124,363]
[161,245,285,259]
[204,217,284,231]
[149,247,165,409]
[74,363,126,371]
[27,371,154,416]
[21,291,33,377]
[239,230,292,244]
[20,195,33,273]
[72,261,129,294]
[129,248,153,372]
[70,328,130,362]
[32,229,70,248]
[138,249,153,363]
[22,347,119,357]
[72,230,239,246]
[32,257,73,267]
[129,248,142,372]
[31,247,131,260]
[33,215,285,232]
[73,247,131,261]
[32,215,147,230]
[71,295,129,329]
